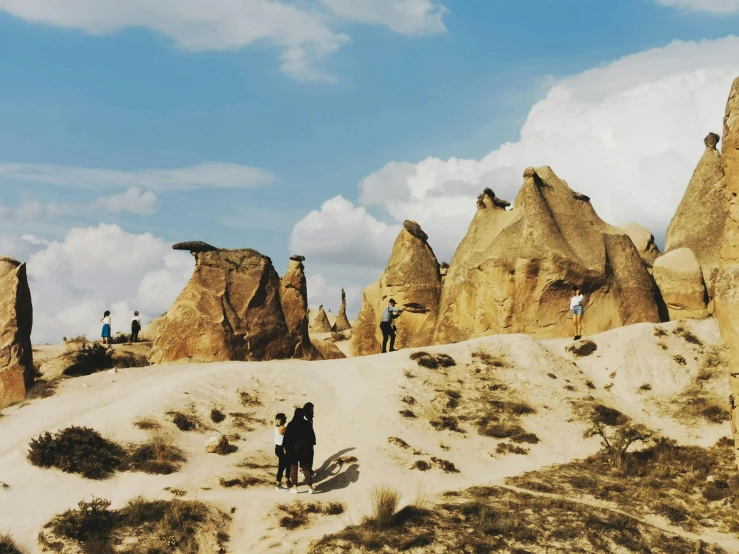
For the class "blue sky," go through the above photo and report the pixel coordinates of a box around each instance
[0,0,738,341]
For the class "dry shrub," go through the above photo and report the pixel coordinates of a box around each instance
[478,423,538,444]
[702,404,729,424]
[278,502,346,530]
[547,373,557,379]
[25,378,59,400]
[124,432,186,475]
[403,369,415,379]
[673,354,687,366]
[674,324,703,346]
[399,409,416,419]
[168,411,197,431]
[113,352,149,369]
[430,415,464,433]
[238,391,261,407]
[44,496,224,554]
[64,343,115,377]
[27,427,126,480]
[653,327,668,337]
[133,418,160,430]
[585,380,596,390]
[472,348,506,368]
[409,351,456,369]
[430,457,459,473]
[401,396,416,405]
[412,460,430,471]
[210,409,226,423]
[0,533,23,554]
[495,443,529,456]
[566,340,597,357]
[639,383,652,392]
[371,487,400,528]
[219,475,267,488]
[584,419,652,474]
[592,404,629,426]
[388,437,410,449]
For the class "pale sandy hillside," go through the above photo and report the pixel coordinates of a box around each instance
[0,319,735,553]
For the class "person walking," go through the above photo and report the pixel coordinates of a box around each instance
[100,311,112,345]
[380,299,403,353]
[130,311,142,344]
[284,407,316,494]
[273,412,292,491]
[570,286,584,340]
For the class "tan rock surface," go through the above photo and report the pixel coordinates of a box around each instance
[0,257,33,408]
[333,289,352,332]
[149,243,294,364]
[352,221,441,356]
[665,133,726,297]
[716,77,739,465]
[434,167,661,343]
[618,222,661,265]
[310,305,333,334]
[652,248,707,320]
[279,255,313,356]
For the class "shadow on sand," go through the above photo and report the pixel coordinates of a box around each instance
[313,447,360,493]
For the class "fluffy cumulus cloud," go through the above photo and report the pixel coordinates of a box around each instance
[12,224,192,343]
[0,0,447,81]
[655,0,739,14]
[291,35,739,314]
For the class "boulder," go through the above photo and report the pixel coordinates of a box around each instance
[140,314,166,341]
[0,257,33,408]
[149,244,295,364]
[310,305,333,334]
[618,222,661,266]
[716,76,739,466]
[311,338,347,360]
[652,248,707,320]
[204,432,230,454]
[352,220,442,356]
[333,289,352,332]
[665,133,727,298]
[434,167,661,343]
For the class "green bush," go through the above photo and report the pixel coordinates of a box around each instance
[27,427,125,479]
[64,343,115,377]
[49,498,115,543]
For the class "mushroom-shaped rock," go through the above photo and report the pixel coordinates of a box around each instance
[477,188,511,209]
[333,289,352,332]
[172,241,219,253]
[280,255,314,358]
[352,221,441,356]
[0,257,33,408]
[149,247,294,363]
[433,166,661,344]
[653,248,708,321]
[618,222,661,265]
[665,133,726,299]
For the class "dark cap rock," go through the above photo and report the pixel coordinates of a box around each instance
[290,255,306,262]
[173,241,218,253]
[403,220,428,242]
[705,132,720,149]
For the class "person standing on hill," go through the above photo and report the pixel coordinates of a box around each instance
[284,407,316,495]
[100,311,112,345]
[570,286,584,340]
[380,299,403,353]
[130,311,142,344]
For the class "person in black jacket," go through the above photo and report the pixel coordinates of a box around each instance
[283,407,316,494]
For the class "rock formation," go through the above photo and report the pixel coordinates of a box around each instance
[280,255,314,357]
[665,132,727,298]
[149,243,295,363]
[0,257,33,408]
[433,167,661,343]
[352,220,442,356]
[333,289,352,332]
[652,248,707,320]
[310,305,333,334]
[618,222,661,266]
[716,77,739,467]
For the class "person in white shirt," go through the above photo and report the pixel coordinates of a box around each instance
[130,311,142,344]
[570,286,584,340]
[100,311,112,345]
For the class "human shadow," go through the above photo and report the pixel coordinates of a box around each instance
[312,447,360,493]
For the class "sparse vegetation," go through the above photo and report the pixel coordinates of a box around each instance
[585,380,595,390]
[401,395,415,405]
[674,324,703,346]
[238,390,261,407]
[399,409,416,419]
[27,426,126,479]
[219,475,268,488]
[639,383,652,392]
[478,423,539,444]
[41,496,227,554]
[409,351,456,369]
[495,442,529,456]
[64,343,115,377]
[169,411,197,431]
[673,354,687,365]
[547,373,557,379]
[430,457,459,473]
[653,327,668,337]
[388,437,410,449]
[472,348,506,368]
[124,432,186,475]
[0,533,23,554]
[25,377,59,400]
[210,409,226,423]
[331,331,348,342]
[592,404,629,426]
[430,415,464,433]
[371,487,400,528]
[403,369,415,379]
[277,502,346,530]
[566,340,597,357]
[412,460,430,471]
[133,417,160,430]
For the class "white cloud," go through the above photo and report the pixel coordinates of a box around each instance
[290,195,400,268]
[322,0,447,35]
[0,162,274,192]
[290,35,739,300]
[0,188,159,219]
[655,0,739,14]
[14,224,192,343]
[306,273,362,317]
[0,0,447,81]
[93,187,158,215]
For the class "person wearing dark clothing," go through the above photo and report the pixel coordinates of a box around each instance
[380,299,403,353]
[273,412,292,491]
[283,407,316,494]
[130,311,141,344]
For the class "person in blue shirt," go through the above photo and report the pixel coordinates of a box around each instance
[380,299,403,353]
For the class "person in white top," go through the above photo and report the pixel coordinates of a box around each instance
[570,286,584,340]
[130,311,142,344]
[273,413,291,490]
[100,310,112,345]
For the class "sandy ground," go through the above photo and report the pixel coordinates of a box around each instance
[0,318,731,553]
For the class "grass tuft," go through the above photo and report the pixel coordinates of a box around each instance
[409,351,456,369]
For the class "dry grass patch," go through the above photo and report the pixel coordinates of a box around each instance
[653,327,668,337]
[277,502,346,530]
[209,409,226,423]
[238,390,261,407]
[39,496,228,554]
[0,533,23,554]
[399,409,416,419]
[388,437,410,449]
[26,377,60,400]
[219,475,269,488]
[124,432,186,475]
[495,442,529,456]
[133,417,160,430]
[167,411,200,432]
[472,348,506,368]
[409,351,456,370]
[674,324,703,347]
[566,339,597,357]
